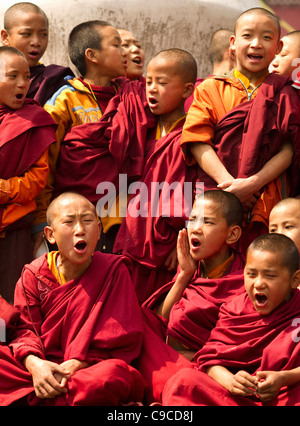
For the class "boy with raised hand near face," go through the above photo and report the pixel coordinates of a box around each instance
[162,233,300,406]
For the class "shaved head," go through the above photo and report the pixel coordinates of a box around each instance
[283,31,300,56]
[4,2,48,33]
[235,7,281,40]
[47,192,97,227]
[151,48,197,84]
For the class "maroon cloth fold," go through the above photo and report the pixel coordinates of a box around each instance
[0,298,20,341]
[196,289,300,373]
[113,120,198,302]
[195,73,300,193]
[144,251,245,351]
[0,252,145,405]
[28,64,74,106]
[0,100,57,177]
[0,100,57,223]
[162,289,300,406]
[54,77,155,205]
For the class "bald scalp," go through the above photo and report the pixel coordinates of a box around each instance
[46,192,97,226]
[271,197,300,214]
[235,7,281,40]
[209,29,233,65]
[284,31,300,56]
[4,2,49,32]
[247,233,299,276]
[151,48,197,84]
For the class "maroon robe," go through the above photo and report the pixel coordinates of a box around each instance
[162,290,300,406]
[0,99,56,188]
[143,251,245,352]
[0,297,20,342]
[113,119,198,303]
[193,73,300,250]
[28,64,74,106]
[0,252,146,406]
[54,77,155,205]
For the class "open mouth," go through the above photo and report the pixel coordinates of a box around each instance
[132,56,142,65]
[148,97,159,108]
[74,241,87,253]
[191,238,201,248]
[248,54,263,61]
[255,293,268,306]
[15,94,23,100]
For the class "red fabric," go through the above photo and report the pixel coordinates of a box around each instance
[194,73,300,191]
[0,100,56,178]
[144,251,245,351]
[28,64,74,106]
[184,77,204,111]
[54,77,155,205]
[0,252,146,406]
[0,298,20,341]
[136,307,192,404]
[162,290,300,406]
[113,120,198,303]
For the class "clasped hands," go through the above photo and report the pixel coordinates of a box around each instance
[230,370,285,402]
[24,354,88,399]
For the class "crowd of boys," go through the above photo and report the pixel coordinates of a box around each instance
[0,1,300,406]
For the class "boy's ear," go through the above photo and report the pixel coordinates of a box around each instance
[44,225,56,245]
[183,82,195,100]
[291,269,300,289]
[226,224,242,245]
[229,35,236,53]
[275,39,283,56]
[1,30,10,46]
[85,48,98,65]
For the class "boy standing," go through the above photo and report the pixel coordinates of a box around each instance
[113,48,197,303]
[44,20,154,253]
[118,28,145,82]
[181,8,300,251]
[0,192,146,406]
[162,233,300,406]
[1,2,74,106]
[0,46,56,302]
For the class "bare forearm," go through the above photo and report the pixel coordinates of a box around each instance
[190,143,233,184]
[156,271,192,320]
[250,142,293,191]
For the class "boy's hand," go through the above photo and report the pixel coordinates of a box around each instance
[229,370,258,397]
[218,177,260,204]
[24,355,70,399]
[256,371,284,402]
[59,359,89,378]
[177,229,197,279]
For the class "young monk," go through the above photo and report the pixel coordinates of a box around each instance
[113,48,197,303]
[0,192,146,406]
[0,45,56,302]
[1,2,74,106]
[142,190,245,361]
[272,31,300,79]
[162,233,300,406]
[118,28,145,82]
[269,197,300,257]
[181,7,300,252]
[44,20,154,253]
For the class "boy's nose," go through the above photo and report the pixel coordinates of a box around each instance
[250,37,262,48]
